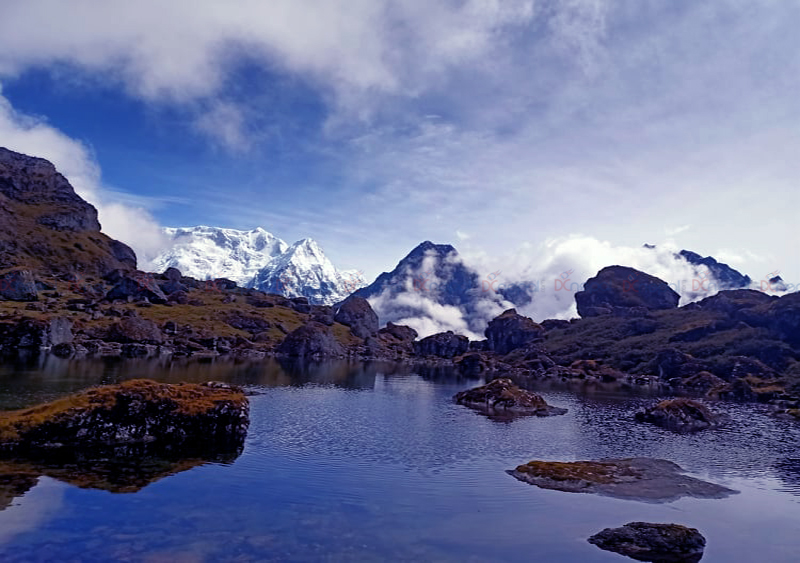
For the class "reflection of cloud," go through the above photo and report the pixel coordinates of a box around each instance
[0,476,65,543]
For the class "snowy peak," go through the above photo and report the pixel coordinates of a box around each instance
[150,226,363,305]
[151,226,288,286]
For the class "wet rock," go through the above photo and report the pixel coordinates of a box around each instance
[276,321,345,358]
[508,457,736,502]
[0,269,38,301]
[485,309,544,355]
[576,266,680,318]
[454,378,567,417]
[107,316,164,345]
[635,398,725,433]
[0,379,249,453]
[415,331,469,358]
[588,522,706,562]
[333,296,379,339]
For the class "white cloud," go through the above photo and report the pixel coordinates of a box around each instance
[0,91,167,266]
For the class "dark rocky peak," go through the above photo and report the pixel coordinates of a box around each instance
[485,308,544,355]
[575,266,679,318]
[678,249,752,289]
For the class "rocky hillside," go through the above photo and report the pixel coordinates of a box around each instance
[0,147,136,277]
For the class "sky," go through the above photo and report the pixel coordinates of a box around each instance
[0,0,798,288]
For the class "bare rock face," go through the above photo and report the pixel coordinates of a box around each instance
[415,330,469,358]
[106,272,168,304]
[635,398,725,433]
[333,296,379,339]
[485,308,545,355]
[0,380,249,453]
[0,147,137,276]
[508,458,736,502]
[454,378,567,417]
[107,316,164,345]
[588,522,706,563]
[276,321,345,357]
[576,266,679,318]
[0,269,38,301]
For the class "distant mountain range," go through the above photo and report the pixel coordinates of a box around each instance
[150,226,364,305]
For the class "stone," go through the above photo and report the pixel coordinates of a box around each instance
[0,379,249,453]
[485,309,544,355]
[333,296,379,339]
[276,322,345,357]
[508,458,736,502]
[107,316,164,344]
[588,522,706,562]
[414,331,469,358]
[454,378,567,417]
[0,269,38,301]
[635,398,725,433]
[106,273,167,304]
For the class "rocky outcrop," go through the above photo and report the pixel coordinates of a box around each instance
[0,269,38,301]
[106,272,168,304]
[0,317,74,352]
[588,522,706,563]
[0,380,249,453]
[508,458,736,502]
[276,322,345,357]
[635,398,724,433]
[415,330,469,358]
[454,378,567,417]
[333,296,378,338]
[576,266,680,318]
[485,308,544,355]
[0,147,136,276]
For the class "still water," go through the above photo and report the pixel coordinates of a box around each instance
[0,355,799,562]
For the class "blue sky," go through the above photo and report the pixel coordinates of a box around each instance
[0,1,798,285]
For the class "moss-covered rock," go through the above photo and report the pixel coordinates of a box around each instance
[635,398,725,433]
[454,378,567,417]
[0,379,249,453]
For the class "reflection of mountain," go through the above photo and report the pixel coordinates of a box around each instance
[0,445,243,510]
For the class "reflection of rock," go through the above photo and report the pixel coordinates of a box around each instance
[635,398,725,433]
[0,379,249,453]
[508,458,736,502]
[0,445,242,507]
[454,378,567,418]
[588,522,706,562]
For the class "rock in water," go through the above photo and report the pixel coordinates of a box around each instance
[588,522,706,562]
[635,398,725,433]
[454,378,567,417]
[0,380,249,453]
[508,458,736,502]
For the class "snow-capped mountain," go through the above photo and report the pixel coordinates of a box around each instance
[250,238,364,305]
[151,226,287,286]
[150,226,364,305]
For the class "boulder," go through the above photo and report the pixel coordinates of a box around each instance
[0,269,38,301]
[680,371,726,393]
[276,322,345,357]
[414,330,469,358]
[379,322,418,342]
[652,349,709,381]
[635,398,724,433]
[454,378,567,417]
[588,522,706,563]
[485,309,544,355]
[107,316,164,344]
[0,380,249,453]
[576,266,680,318]
[333,296,379,338]
[106,273,167,304]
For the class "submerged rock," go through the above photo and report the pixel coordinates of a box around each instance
[635,398,725,433]
[454,378,567,417]
[588,522,706,562]
[0,379,249,453]
[508,458,736,502]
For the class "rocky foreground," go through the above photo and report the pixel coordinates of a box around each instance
[0,379,249,453]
